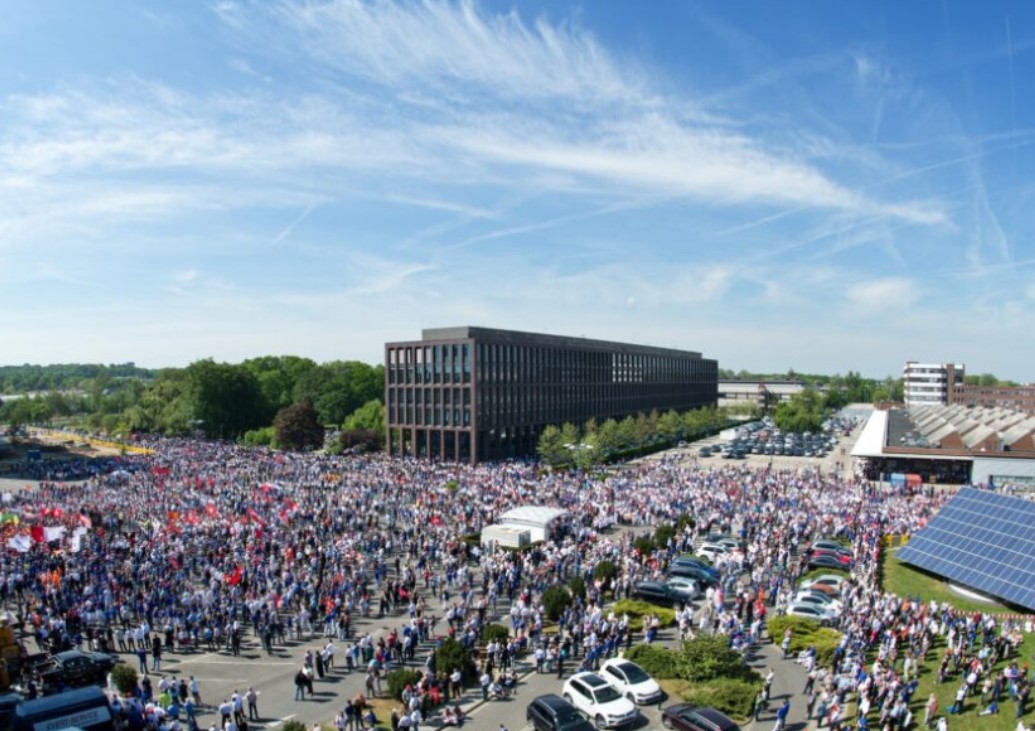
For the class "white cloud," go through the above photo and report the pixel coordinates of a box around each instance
[844,277,920,314]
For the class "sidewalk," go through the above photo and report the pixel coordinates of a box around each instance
[747,637,814,731]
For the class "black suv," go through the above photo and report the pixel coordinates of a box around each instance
[527,693,595,731]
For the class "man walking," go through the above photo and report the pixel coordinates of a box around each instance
[773,699,790,731]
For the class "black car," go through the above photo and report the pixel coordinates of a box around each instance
[631,581,683,607]
[671,556,720,579]
[527,693,595,731]
[37,650,118,693]
[661,704,742,731]
[807,554,851,571]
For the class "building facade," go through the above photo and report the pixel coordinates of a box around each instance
[385,326,718,463]
[947,383,1035,413]
[718,379,805,409]
[903,362,965,407]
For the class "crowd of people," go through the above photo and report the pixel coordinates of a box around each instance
[0,429,1031,731]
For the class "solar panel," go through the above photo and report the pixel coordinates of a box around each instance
[897,487,1035,611]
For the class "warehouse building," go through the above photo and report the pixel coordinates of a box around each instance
[384,326,718,463]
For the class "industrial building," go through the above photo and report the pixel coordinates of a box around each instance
[852,404,1035,487]
[384,326,718,463]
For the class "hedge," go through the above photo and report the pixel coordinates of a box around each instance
[623,643,682,678]
[480,623,511,645]
[679,678,760,722]
[611,600,676,631]
[387,669,423,701]
[766,616,842,668]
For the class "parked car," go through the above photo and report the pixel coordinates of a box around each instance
[661,704,742,731]
[667,564,719,588]
[792,592,843,614]
[562,672,639,729]
[37,650,119,693]
[631,581,683,607]
[810,549,853,566]
[665,576,701,601]
[599,658,663,705]
[527,694,596,731]
[785,602,838,625]
[696,543,729,561]
[698,447,711,457]
[807,554,851,571]
[671,555,720,578]
[800,574,847,593]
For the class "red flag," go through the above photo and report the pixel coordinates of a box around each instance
[246,508,266,527]
[225,566,243,586]
[30,526,45,543]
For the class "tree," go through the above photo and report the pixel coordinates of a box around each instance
[343,399,385,432]
[185,359,265,439]
[273,402,324,451]
[537,424,568,467]
[293,361,384,426]
[773,388,825,433]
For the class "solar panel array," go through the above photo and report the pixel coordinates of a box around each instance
[897,487,1035,611]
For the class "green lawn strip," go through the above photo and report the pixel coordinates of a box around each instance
[882,550,1023,615]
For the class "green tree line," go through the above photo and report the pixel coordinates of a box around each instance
[537,404,752,468]
[0,357,385,445]
[0,363,154,393]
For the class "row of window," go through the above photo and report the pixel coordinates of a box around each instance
[387,342,715,386]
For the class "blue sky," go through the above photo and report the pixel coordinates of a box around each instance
[1,0,1034,380]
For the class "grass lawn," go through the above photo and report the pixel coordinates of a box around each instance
[855,549,1035,731]
[882,550,1023,615]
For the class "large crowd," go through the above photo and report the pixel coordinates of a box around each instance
[0,432,1032,731]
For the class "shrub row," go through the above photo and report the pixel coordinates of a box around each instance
[611,600,676,631]
[766,616,842,668]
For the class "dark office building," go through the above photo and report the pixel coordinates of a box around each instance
[385,326,718,463]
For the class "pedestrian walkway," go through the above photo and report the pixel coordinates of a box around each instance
[747,636,813,731]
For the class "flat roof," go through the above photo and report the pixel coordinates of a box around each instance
[851,409,888,458]
[499,505,569,526]
[388,326,706,360]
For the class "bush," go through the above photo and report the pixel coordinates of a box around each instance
[633,536,655,555]
[675,513,695,533]
[435,637,474,679]
[654,524,676,549]
[766,616,842,668]
[111,664,138,696]
[611,600,676,631]
[679,636,759,683]
[282,722,307,731]
[480,623,510,645]
[593,561,617,583]
[568,575,587,601]
[623,644,682,679]
[679,678,760,722]
[386,668,423,701]
[542,586,573,622]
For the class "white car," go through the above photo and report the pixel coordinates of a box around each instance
[665,576,701,601]
[792,591,843,614]
[696,543,729,561]
[785,602,838,625]
[599,658,663,705]
[562,672,640,728]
